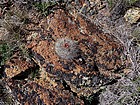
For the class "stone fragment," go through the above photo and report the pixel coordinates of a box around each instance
[0,27,9,41]
[5,53,34,78]
[27,9,129,97]
[124,8,140,24]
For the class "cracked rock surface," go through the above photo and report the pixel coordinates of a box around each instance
[27,9,129,97]
[0,0,136,105]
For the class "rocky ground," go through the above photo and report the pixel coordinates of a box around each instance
[0,0,140,105]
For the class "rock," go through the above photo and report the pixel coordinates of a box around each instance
[0,27,9,41]
[0,80,20,105]
[27,9,129,97]
[1,1,132,104]
[5,52,35,78]
[124,8,140,24]
[6,78,84,105]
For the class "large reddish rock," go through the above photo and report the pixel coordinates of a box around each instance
[2,1,131,104]
[27,9,130,97]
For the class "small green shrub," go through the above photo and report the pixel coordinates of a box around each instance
[34,1,57,16]
[0,43,12,65]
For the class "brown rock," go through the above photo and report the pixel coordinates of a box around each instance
[5,52,35,78]
[6,78,84,105]
[27,9,129,97]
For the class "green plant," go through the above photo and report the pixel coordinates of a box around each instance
[107,0,139,10]
[28,66,40,80]
[34,1,57,16]
[126,0,139,5]
[82,93,100,105]
[131,27,140,46]
[86,95,94,104]
[0,4,30,66]
[0,43,12,65]
[107,0,113,8]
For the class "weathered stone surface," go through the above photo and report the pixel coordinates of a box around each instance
[0,80,20,105]
[6,78,84,105]
[27,9,129,97]
[5,52,35,78]
[1,1,132,104]
[0,27,9,41]
[124,7,140,24]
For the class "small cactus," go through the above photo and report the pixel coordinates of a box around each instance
[55,38,79,59]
